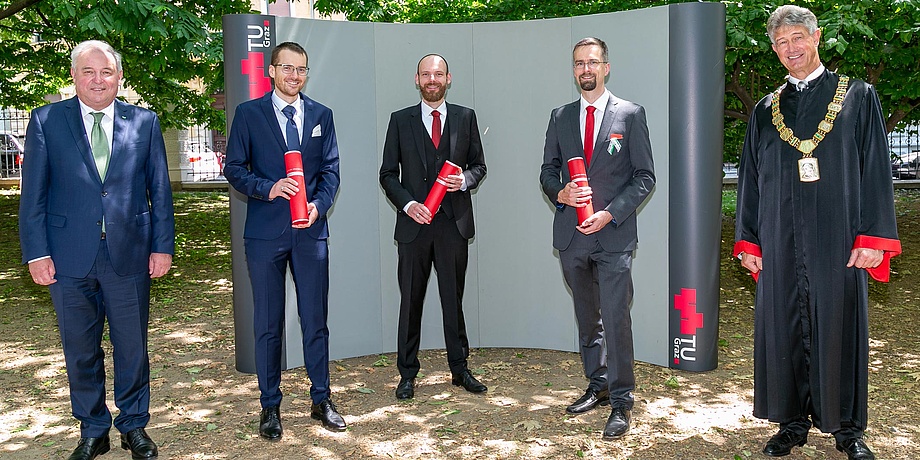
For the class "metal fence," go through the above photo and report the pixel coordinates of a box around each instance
[0,107,227,183]
[0,108,28,178]
[179,124,227,183]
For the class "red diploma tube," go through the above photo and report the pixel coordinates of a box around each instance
[567,157,594,226]
[423,160,461,214]
[284,150,310,227]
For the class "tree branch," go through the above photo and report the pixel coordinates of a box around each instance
[0,0,44,22]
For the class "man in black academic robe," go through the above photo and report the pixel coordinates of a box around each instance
[734,5,900,460]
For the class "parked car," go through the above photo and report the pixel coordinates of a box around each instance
[892,151,920,180]
[0,132,25,178]
[180,142,224,182]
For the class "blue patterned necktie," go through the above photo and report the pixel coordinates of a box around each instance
[90,112,110,179]
[281,105,300,152]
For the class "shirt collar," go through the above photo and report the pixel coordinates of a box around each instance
[271,91,303,115]
[78,99,115,120]
[787,64,826,87]
[580,90,611,112]
[421,101,446,117]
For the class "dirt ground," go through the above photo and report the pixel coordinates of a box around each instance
[1,190,918,459]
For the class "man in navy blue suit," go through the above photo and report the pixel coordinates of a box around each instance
[19,40,174,460]
[224,41,345,439]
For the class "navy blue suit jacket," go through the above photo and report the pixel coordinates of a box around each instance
[19,98,175,277]
[224,92,340,241]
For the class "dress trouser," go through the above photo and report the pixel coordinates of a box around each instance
[560,231,635,409]
[49,241,151,437]
[245,227,331,406]
[396,213,470,379]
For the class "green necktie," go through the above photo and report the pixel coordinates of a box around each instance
[90,112,110,180]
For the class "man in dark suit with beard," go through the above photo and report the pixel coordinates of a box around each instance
[379,53,487,401]
[540,37,655,441]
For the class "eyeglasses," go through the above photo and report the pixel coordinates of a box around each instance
[573,60,607,70]
[273,63,309,76]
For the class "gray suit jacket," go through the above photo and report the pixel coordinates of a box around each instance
[540,94,656,252]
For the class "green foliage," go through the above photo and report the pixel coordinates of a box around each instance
[722,188,737,218]
[0,0,254,130]
[723,0,920,135]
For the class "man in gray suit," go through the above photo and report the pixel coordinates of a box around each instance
[540,37,655,441]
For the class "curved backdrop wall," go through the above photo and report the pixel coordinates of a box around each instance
[223,3,725,373]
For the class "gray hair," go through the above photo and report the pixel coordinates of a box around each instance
[767,5,819,44]
[71,40,123,72]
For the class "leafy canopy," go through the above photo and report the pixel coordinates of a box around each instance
[0,0,254,130]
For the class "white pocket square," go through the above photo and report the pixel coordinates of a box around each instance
[311,124,322,137]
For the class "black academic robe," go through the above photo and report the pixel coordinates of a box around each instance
[733,70,901,433]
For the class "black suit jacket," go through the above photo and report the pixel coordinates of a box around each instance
[540,95,656,252]
[379,102,487,243]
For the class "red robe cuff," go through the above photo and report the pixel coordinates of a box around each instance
[853,235,902,283]
[733,240,762,282]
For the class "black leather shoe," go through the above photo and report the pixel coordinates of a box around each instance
[602,407,631,440]
[67,435,110,460]
[451,369,487,393]
[259,405,283,441]
[762,426,808,457]
[311,398,347,432]
[120,428,158,459]
[396,377,415,400]
[836,437,875,460]
[566,387,610,414]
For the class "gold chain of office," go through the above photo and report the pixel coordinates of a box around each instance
[771,75,849,156]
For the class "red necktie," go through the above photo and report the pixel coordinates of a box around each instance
[431,110,441,149]
[584,106,596,165]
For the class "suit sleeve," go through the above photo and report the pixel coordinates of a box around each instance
[461,110,487,190]
[224,105,276,201]
[539,109,565,205]
[18,109,51,263]
[379,113,415,211]
[145,114,175,255]
[603,105,655,223]
[312,108,340,217]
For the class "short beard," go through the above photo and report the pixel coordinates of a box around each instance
[421,84,446,103]
[579,77,597,92]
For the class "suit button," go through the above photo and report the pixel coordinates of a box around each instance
[102,191,108,197]
[96,221,102,226]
